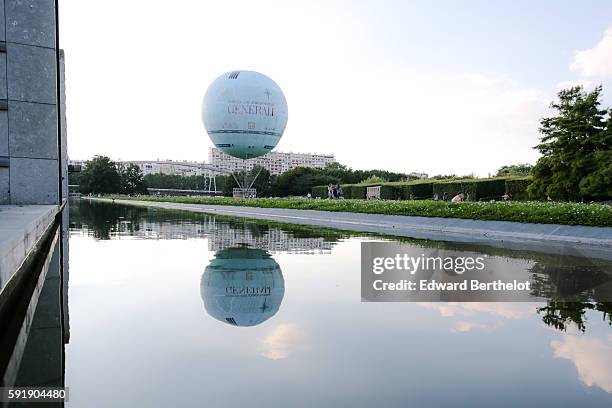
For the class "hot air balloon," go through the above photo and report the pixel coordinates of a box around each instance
[202,71,288,197]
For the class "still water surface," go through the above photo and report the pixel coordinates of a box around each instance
[66,200,612,407]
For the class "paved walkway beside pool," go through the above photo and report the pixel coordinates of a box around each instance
[0,205,58,295]
[88,198,612,260]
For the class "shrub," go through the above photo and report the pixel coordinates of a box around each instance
[358,175,386,185]
[474,178,507,200]
[432,180,472,199]
[505,177,532,201]
[380,185,401,200]
[433,178,507,201]
[397,181,434,200]
[312,185,328,198]
[311,184,367,199]
[314,177,528,202]
[348,184,366,199]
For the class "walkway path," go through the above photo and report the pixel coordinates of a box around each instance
[0,205,58,294]
[89,198,612,260]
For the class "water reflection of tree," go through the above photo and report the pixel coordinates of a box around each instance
[70,200,347,244]
[69,200,141,239]
[537,302,612,332]
[529,262,612,333]
[529,263,612,302]
[70,200,198,239]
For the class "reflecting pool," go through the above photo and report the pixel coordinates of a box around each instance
[65,200,612,407]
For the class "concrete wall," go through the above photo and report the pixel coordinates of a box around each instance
[13,233,65,388]
[1,226,66,387]
[0,0,66,205]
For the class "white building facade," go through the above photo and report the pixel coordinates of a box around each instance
[125,160,214,177]
[208,148,336,175]
[71,149,337,179]
[69,159,216,177]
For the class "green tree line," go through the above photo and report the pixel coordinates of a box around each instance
[70,158,419,197]
[73,156,147,195]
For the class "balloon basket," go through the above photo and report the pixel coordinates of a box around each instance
[233,188,257,199]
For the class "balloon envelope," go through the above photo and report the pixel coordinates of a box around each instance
[202,71,288,159]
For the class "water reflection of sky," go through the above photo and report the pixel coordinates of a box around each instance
[65,201,612,407]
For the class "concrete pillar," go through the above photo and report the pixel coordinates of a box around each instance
[0,0,66,205]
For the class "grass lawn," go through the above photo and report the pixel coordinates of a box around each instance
[105,196,612,227]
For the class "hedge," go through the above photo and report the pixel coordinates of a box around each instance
[312,185,328,198]
[350,185,367,199]
[311,184,367,199]
[312,176,533,201]
[397,181,435,200]
[505,177,533,200]
[432,178,508,201]
[379,185,399,200]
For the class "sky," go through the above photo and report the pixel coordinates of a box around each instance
[59,0,612,177]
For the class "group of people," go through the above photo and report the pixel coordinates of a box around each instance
[433,191,466,203]
[433,191,512,202]
[327,184,343,199]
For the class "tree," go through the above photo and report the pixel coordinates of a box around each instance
[528,86,611,201]
[322,162,352,182]
[430,174,458,180]
[321,162,413,184]
[579,138,612,200]
[250,166,272,196]
[118,163,146,194]
[223,166,273,197]
[68,171,80,186]
[272,167,338,196]
[213,175,229,193]
[359,175,386,185]
[496,164,533,177]
[79,156,121,194]
[143,173,218,191]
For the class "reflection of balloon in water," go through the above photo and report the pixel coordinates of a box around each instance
[201,71,288,159]
[201,247,284,327]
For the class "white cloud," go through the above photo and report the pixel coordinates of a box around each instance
[418,302,537,320]
[451,320,501,333]
[552,335,612,393]
[570,28,612,77]
[260,323,304,360]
